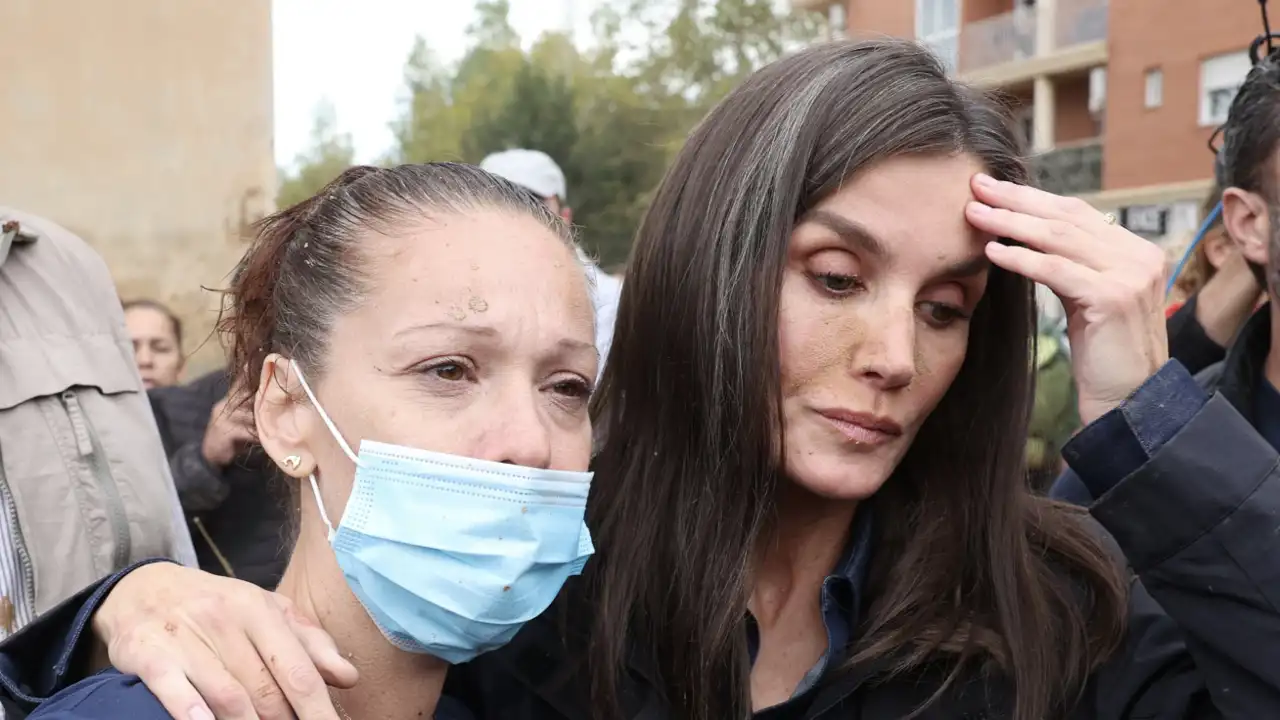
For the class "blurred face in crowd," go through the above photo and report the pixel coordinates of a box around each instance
[257,208,598,553]
[125,305,184,388]
[778,154,991,500]
[543,195,572,224]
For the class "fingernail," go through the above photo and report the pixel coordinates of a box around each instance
[974,173,997,187]
[188,707,214,720]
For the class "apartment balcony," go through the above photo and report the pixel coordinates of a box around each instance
[959,0,1109,90]
[1028,138,1103,197]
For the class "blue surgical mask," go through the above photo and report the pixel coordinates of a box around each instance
[292,363,595,664]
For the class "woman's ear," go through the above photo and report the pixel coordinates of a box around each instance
[1221,187,1273,269]
[255,353,316,478]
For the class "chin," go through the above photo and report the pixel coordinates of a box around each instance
[783,447,899,501]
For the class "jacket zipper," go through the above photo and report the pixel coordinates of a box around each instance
[0,447,35,631]
[61,391,131,568]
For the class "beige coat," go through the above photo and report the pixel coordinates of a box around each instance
[0,207,195,633]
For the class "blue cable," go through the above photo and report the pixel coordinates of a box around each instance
[1165,201,1224,297]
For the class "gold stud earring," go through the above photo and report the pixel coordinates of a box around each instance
[283,455,302,471]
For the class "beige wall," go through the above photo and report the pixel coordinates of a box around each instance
[0,0,275,378]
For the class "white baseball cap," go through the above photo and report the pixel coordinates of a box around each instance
[479,149,567,201]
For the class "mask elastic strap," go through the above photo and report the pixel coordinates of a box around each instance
[291,361,356,542]
[291,362,360,465]
[308,473,337,542]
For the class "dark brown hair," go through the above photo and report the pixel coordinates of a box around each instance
[217,163,578,408]
[585,39,1127,720]
[122,298,183,350]
[1218,51,1280,288]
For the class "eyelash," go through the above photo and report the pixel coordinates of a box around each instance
[810,273,971,328]
[422,358,474,382]
[811,272,864,296]
[919,302,971,329]
[419,359,594,404]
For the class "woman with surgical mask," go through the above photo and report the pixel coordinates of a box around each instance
[29,163,597,720]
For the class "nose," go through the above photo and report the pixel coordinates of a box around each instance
[135,346,154,369]
[486,390,554,470]
[855,307,916,391]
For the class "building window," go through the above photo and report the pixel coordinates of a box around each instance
[1144,68,1163,108]
[917,0,960,73]
[1199,51,1251,126]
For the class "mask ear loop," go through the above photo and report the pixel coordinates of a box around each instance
[291,360,358,542]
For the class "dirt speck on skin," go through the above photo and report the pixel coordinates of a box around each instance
[447,304,467,321]
[469,296,489,313]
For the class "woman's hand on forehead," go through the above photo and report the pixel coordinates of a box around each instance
[963,173,1168,426]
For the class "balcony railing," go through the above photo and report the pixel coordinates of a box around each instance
[958,8,1036,75]
[1056,0,1109,49]
[1028,139,1103,196]
[957,0,1108,76]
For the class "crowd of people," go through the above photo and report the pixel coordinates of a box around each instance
[2,33,1280,720]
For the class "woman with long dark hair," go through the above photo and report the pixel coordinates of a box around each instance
[6,40,1280,720]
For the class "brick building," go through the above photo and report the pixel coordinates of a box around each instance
[793,0,1265,247]
[0,0,275,376]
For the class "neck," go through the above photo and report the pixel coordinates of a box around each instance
[276,536,448,720]
[749,483,858,629]
[1267,303,1280,392]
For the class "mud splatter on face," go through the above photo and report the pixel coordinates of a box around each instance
[469,296,489,313]
[447,304,467,321]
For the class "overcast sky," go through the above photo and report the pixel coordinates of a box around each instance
[272,0,600,170]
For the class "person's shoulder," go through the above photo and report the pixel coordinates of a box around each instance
[29,669,169,719]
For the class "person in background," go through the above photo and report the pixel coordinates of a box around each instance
[150,369,287,588]
[1163,185,1264,374]
[480,149,623,380]
[122,299,185,389]
[1027,311,1079,491]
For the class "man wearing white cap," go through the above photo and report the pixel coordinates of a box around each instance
[479,149,622,382]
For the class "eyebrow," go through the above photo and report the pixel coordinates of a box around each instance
[802,209,990,282]
[805,210,888,259]
[393,321,597,355]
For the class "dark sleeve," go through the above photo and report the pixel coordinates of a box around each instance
[146,395,177,457]
[1063,361,1207,500]
[1085,394,1280,717]
[1167,295,1228,376]
[0,559,175,710]
[168,441,231,511]
[151,373,232,512]
[1047,469,1094,506]
[27,671,170,720]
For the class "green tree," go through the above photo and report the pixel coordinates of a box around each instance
[277,101,355,209]
[386,0,823,266]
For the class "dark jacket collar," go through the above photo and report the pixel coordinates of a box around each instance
[1207,304,1272,422]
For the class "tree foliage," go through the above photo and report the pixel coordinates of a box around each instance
[281,0,825,266]
[276,101,356,210]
